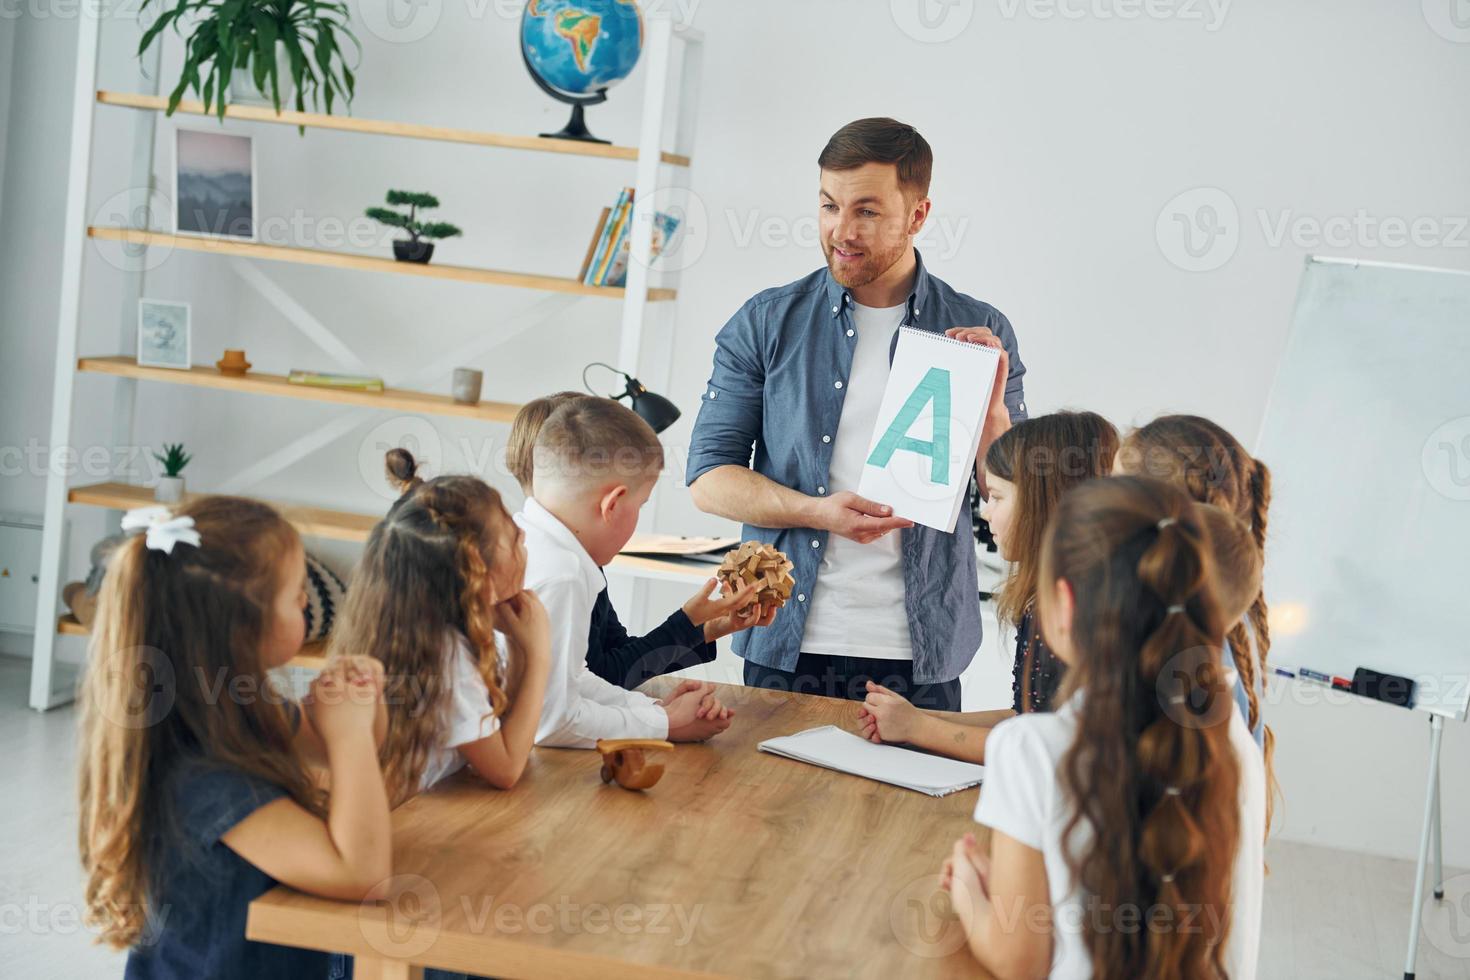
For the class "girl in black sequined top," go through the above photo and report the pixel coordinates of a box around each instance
[857,413,1120,761]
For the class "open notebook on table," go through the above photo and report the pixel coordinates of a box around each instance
[758,725,984,797]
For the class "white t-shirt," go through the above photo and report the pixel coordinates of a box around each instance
[973,699,1264,980]
[801,301,913,660]
[418,631,503,792]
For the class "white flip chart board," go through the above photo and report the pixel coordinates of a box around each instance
[1256,257,1470,719]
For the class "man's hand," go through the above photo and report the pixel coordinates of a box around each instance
[813,490,913,544]
[945,326,1010,423]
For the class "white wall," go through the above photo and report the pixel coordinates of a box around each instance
[4,0,1469,866]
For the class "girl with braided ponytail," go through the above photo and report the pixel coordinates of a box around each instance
[945,477,1265,980]
[329,448,552,805]
[1115,414,1272,751]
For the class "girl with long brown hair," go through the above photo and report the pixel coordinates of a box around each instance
[1115,414,1271,749]
[331,448,552,805]
[946,476,1265,979]
[857,411,1118,762]
[78,497,392,978]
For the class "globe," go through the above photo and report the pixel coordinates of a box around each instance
[521,0,644,143]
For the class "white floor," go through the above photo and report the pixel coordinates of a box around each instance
[3,655,1467,980]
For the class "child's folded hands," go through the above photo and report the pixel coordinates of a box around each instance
[658,679,735,741]
[306,659,380,742]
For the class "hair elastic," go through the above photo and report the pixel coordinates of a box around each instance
[1164,786,1182,797]
[1166,604,1186,615]
[1160,873,1176,884]
[1156,517,1177,530]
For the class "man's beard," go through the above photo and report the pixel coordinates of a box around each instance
[823,238,908,290]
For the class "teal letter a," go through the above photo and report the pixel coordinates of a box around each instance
[866,367,951,484]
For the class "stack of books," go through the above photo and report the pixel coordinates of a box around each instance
[579,187,682,289]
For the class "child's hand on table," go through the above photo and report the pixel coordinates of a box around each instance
[660,679,735,742]
[856,680,924,744]
[941,832,992,932]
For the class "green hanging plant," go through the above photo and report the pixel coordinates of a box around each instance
[137,0,359,122]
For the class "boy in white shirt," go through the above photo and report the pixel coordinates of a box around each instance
[521,397,736,748]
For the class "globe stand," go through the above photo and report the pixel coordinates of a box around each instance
[522,42,612,145]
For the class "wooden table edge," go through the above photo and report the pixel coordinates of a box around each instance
[246,897,726,980]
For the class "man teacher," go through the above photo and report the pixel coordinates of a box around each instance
[686,117,1027,711]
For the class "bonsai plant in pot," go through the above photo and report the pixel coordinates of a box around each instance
[366,191,463,264]
[136,0,359,121]
[153,443,192,503]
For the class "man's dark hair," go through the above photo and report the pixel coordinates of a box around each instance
[817,117,933,199]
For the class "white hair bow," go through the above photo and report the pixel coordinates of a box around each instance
[121,506,202,555]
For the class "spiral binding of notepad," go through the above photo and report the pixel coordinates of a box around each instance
[898,325,996,351]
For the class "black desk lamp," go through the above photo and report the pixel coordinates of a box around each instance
[582,362,681,434]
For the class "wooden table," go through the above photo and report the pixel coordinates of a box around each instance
[247,680,992,979]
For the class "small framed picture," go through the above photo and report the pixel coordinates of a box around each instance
[137,299,192,370]
[173,128,255,240]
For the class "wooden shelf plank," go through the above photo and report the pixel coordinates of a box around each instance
[68,482,378,543]
[77,356,523,422]
[87,227,677,302]
[57,615,327,670]
[65,482,709,581]
[96,91,692,167]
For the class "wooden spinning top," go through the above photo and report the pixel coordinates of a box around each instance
[596,739,674,791]
[716,540,796,615]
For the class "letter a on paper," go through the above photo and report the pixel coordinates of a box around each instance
[866,367,951,484]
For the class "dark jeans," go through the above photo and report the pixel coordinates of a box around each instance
[743,652,963,712]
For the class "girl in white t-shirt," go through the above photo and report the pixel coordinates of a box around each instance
[329,448,554,805]
[944,476,1265,980]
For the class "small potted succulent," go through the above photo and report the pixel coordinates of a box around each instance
[153,443,192,503]
[366,191,462,264]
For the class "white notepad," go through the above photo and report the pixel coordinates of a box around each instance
[758,725,985,797]
[857,327,1001,533]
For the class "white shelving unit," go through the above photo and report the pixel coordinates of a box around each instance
[29,12,706,710]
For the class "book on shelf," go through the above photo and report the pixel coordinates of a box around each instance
[578,207,613,282]
[584,187,632,285]
[602,210,682,288]
[287,370,385,392]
